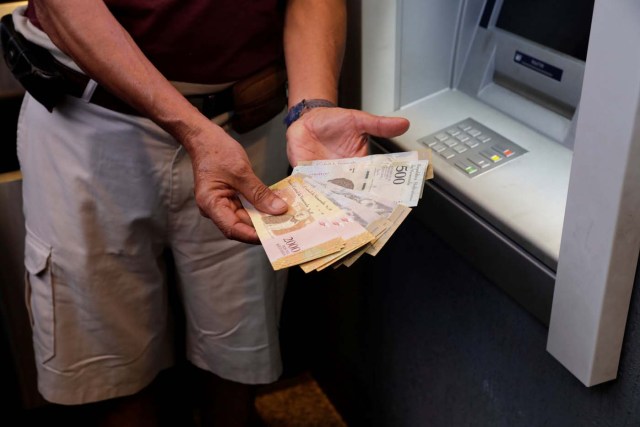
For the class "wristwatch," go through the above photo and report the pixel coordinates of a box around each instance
[283,98,336,128]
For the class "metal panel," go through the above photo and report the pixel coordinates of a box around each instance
[398,0,462,106]
[361,0,399,114]
[371,138,556,324]
[547,0,640,387]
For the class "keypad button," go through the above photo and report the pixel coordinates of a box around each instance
[468,155,490,168]
[480,149,503,163]
[446,128,460,136]
[444,139,458,147]
[458,124,472,131]
[440,149,456,159]
[433,143,447,153]
[455,134,470,142]
[465,139,480,148]
[468,129,482,137]
[493,145,515,157]
[477,135,491,143]
[418,137,438,147]
[453,145,468,154]
[455,161,478,175]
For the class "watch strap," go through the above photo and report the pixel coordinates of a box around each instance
[283,98,336,128]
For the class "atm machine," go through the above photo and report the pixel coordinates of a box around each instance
[363,0,640,387]
[364,0,590,322]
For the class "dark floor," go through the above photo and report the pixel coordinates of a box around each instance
[10,367,346,427]
[256,372,347,427]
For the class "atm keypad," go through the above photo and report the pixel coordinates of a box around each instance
[417,118,527,178]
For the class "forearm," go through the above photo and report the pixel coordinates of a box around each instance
[283,0,346,108]
[32,0,223,151]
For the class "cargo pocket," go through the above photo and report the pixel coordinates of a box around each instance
[24,229,56,364]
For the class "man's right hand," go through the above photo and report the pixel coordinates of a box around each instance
[186,125,289,244]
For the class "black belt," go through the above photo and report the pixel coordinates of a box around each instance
[57,62,234,118]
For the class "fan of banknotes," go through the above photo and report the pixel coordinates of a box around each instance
[240,150,433,272]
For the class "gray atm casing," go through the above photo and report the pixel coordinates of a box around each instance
[363,0,640,387]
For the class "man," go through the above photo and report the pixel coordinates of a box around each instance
[13,0,409,425]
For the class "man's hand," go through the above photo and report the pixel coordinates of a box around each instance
[187,127,288,244]
[286,107,410,166]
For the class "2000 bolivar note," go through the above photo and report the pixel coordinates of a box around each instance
[239,175,346,270]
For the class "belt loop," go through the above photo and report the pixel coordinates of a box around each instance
[81,79,98,102]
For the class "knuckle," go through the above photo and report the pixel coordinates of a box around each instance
[198,207,208,218]
[194,191,210,210]
[219,224,235,240]
[230,162,252,179]
[194,189,217,219]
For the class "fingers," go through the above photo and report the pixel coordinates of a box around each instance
[197,174,287,244]
[235,173,289,216]
[235,205,254,227]
[191,140,289,241]
[198,194,260,244]
[220,219,260,245]
[355,111,410,138]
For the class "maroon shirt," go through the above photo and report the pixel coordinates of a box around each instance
[26,0,285,84]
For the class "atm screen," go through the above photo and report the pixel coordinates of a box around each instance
[496,0,595,61]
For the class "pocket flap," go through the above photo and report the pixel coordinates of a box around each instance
[24,231,51,275]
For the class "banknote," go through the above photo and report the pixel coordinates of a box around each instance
[239,175,346,270]
[301,177,398,225]
[297,150,422,166]
[298,150,434,182]
[366,203,412,256]
[312,216,392,271]
[243,152,430,272]
[298,177,383,272]
[300,177,410,270]
[292,159,428,207]
[334,244,368,269]
[335,204,412,268]
[299,227,373,273]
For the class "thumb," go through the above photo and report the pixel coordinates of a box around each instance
[356,112,410,138]
[237,174,288,215]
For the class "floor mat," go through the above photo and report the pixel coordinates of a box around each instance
[256,372,347,427]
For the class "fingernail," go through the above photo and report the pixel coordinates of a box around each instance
[271,198,287,211]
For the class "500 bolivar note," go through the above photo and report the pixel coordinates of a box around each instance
[298,150,434,182]
[292,159,428,207]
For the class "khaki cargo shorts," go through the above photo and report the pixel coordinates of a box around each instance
[17,93,289,405]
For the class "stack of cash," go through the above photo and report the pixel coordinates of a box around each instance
[240,150,433,272]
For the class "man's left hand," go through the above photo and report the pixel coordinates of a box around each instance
[286,107,410,166]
